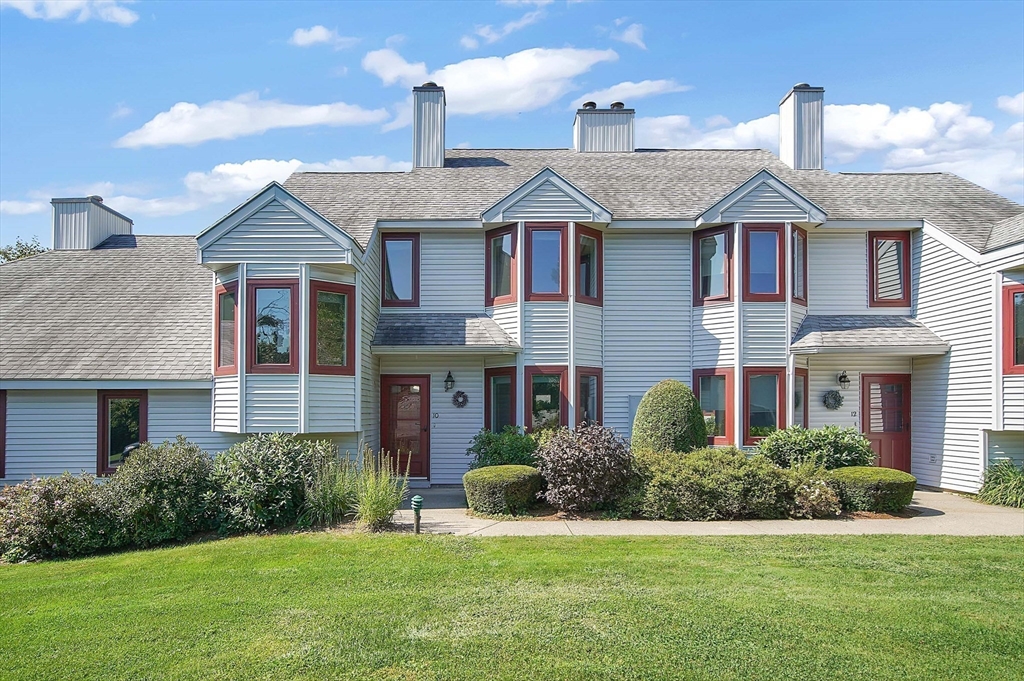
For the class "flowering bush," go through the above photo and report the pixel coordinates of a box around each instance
[785,461,842,519]
[535,423,631,513]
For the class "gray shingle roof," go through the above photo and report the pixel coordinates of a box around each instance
[0,235,211,381]
[372,313,519,351]
[791,315,949,353]
[984,214,1024,253]
[283,148,1023,253]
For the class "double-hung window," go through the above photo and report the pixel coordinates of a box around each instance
[525,366,567,430]
[576,367,602,425]
[743,224,785,302]
[693,368,733,445]
[693,225,732,305]
[743,367,786,445]
[485,225,516,306]
[1004,284,1024,375]
[792,226,808,304]
[247,280,299,373]
[869,231,911,307]
[576,226,602,306]
[382,233,420,307]
[526,223,567,302]
[97,390,147,475]
[214,282,237,375]
[793,367,809,429]
[484,367,516,432]
[310,281,356,375]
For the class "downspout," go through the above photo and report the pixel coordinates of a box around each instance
[238,263,247,434]
[354,267,363,438]
[516,221,526,428]
[299,264,309,433]
[734,222,743,446]
[210,270,217,432]
[785,221,794,427]
[567,221,576,427]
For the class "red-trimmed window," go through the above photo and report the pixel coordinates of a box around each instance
[484,367,516,432]
[0,390,6,479]
[246,279,299,374]
[1004,284,1024,375]
[485,224,517,306]
[693,368,734,445]
[869,231,911,307]
[525,223,568,302]
[381,233,420,307]
[693,225,732,306]
[576,367,603,426]
[743,367,786,445]
[214,282,237,376]
[792,226,808,305]
[525,366,567,431]
[743,223,785,302]
[97,390,147,476]
[576,226,603,306]
[310,280,356,376]
[794,367,809,428]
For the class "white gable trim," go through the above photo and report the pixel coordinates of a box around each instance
[197,182,360,259]
[697,169,827,225]
[481,167,612,223]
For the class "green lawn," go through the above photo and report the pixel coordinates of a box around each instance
[2,534,1023,681]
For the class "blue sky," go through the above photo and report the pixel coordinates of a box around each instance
[1,0,1022,247]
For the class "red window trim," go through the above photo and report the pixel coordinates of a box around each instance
[246,279,300,374]
[214,281,238,376]
[1004,284,1024,375]
[794,367,809,428]
[792,226,808,305]
[484,366,517,432]
[575,225,603,307]
[309,280,357,376]
[524,365,568,431]
[97,390,148,476]
[575,366,603,426]
[692,224,733,306]
[692,367,734,445]
[743,223,786,302]
[381,232,421,307]
[484,224,517,307]
[0,390,6,479]
[525,222,569,302]
[742,367,786,446]
[868,231,912,307]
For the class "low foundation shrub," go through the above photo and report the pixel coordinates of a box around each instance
[785,461,842,519]
[106,436,218,547]
[355,451,409,532]
[463,465,542,515]
[977,459,1024,508]
[535,423,631,512]
[827,466,916,512]
[758,426,875,469]
[630,380,706,454]
[466,426,538,469]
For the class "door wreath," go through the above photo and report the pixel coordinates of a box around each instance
[451,390,469,408]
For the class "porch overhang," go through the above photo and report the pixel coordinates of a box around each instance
[791,315,949,356]
[371,313,521,355]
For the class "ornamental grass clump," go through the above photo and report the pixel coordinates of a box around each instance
[299,456,360,527]
[535,423,631,513]
[355,451,410,532]
[630,380,707,454]
[977,459,1024,508]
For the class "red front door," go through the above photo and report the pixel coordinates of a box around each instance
[861,374,912,472]
[381,375,430,478]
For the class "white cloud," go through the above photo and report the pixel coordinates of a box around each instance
[385,33,406,49]
[460,35,480,50]
[0,199,47,215]
[497,0,553,6]
[997,92,1024,117]
[110,103,132,119]
[0,0,138,26]
[611,20,645,50]
[462,7,546,48]
[288,25,359,49]
[363,47,618,121]
[573,79,690,108]
[115,92,389,148]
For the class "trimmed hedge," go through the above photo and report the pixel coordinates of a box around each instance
[827,466,916,512]
[631,380,706,454]
[463,465,542,515]
[758,426,875,470]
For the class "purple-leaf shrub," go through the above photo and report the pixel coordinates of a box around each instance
[535,423,631,513]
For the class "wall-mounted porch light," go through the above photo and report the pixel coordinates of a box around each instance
[837,371,851,390]
[444,371,455,392]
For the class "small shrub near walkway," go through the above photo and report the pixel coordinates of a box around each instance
[465,426,537,469]
[758,425,875,469]
[463,465,542,515]
[978,459,1024,508]
[827,466,916,512]
[535,423,631,513]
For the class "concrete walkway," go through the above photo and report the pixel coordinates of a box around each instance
[395,488,1024,536]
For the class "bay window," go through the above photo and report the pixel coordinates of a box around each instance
[485,225,516,306]
[793,367,809,428]
[526,366,567,430]
[576,367,602,425]
[97,390,147,475]
[382,233,420,307]
[309,280,356,375]
[246,280,299,373]
[214,282,237,375]
[1004,284,1024,375]
[743,224,785,302]
[792,226,807,304]
[743,367,786,445]
[869,231,911,307]
[693,368,733,445]
[576,226,603,306]
[526,223,567,301]
[484,367,516,432]
[693,225,732,305]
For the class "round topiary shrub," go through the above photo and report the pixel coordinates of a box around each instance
[827,466,916,513]
[631,379,706,454]
[463,465,543,515]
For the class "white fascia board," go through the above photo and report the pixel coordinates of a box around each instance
[696,169,827,226]
[370,345,521,356]
[608,220,696,230]
[818,219,925,230]
[983,242,1024,268]
[481,167,612,223]
[0,379,213,390]
[376,220,482,230]
[922,220,1023,267]
[789,345,950,356]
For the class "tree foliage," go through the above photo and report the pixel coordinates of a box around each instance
[0,237,48,264]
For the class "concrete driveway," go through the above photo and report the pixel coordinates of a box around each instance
[395,488,1024,537]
